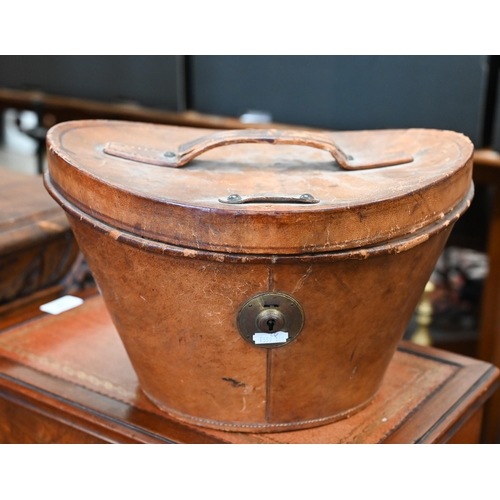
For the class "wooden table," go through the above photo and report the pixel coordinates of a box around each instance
[0,295,497,444]
[472,149,500,443]
[0,166,84,324]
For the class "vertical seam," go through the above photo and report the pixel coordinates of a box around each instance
[268,267,275,291]
[266,349,272,423]
[265,266,275,422]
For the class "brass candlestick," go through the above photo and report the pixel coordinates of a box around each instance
[411,281,435,346]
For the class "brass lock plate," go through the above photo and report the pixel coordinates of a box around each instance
[237,292,304,348]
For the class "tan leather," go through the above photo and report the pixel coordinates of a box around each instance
[44,121,473,432]
[103,128,414,170]
[3,296,497,443]
[46,121,473,255]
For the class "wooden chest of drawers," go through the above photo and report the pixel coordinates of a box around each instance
[0,166,80,322]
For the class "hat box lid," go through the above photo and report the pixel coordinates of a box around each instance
[46,120,473,255]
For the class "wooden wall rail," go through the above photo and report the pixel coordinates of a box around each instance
[0,88,301,131]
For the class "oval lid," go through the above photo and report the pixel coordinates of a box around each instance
[46,120,473,255]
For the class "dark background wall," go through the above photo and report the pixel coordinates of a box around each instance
[491,56,500,151]
[188,56,488,146]
[0,55,494,148]
[0,56,185,111]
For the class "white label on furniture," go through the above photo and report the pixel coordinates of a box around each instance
[40,295,84,315]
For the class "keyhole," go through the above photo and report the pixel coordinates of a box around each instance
[256,309,285,333]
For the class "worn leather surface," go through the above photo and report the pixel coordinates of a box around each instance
[103,128,414,170]
[43,122,474,431]
[46,121,473,254]
[50,204,457,432]
[0,296,463,442]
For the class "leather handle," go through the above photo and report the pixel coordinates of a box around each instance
[104,129,413,170]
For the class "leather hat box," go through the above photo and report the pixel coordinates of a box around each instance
[44,121,473,432]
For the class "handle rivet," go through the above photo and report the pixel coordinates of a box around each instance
[164,151,176,158]
[300,193,314,200]
[227,194,242,201]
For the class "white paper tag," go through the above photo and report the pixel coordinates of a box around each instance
[253,331,289,344]
[39,295,84,315]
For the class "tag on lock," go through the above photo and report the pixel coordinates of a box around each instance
[237,292,304,348]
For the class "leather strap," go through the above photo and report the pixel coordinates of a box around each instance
[104,129,413,170]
